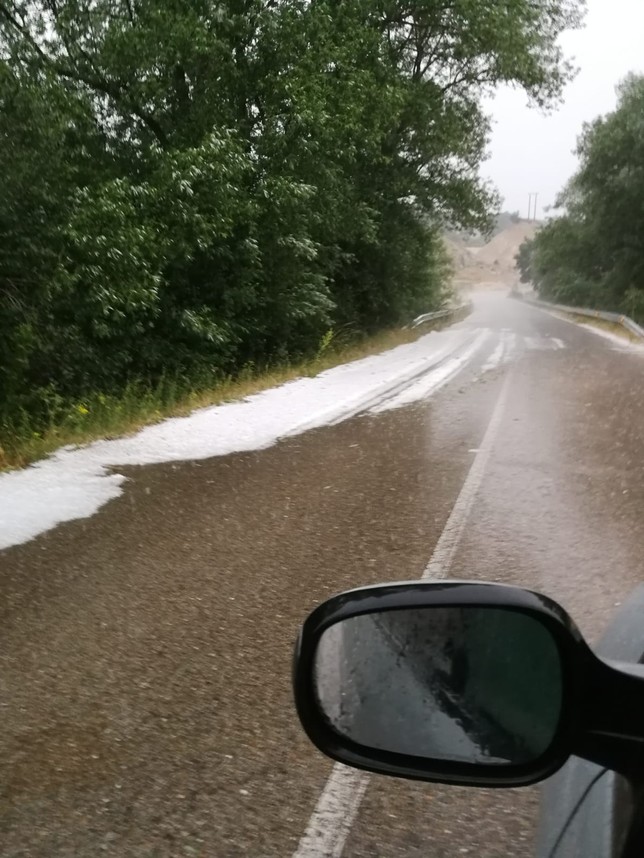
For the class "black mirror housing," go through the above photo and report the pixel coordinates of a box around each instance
[293,581,596,788]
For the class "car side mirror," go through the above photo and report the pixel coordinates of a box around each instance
[293,581,644,787]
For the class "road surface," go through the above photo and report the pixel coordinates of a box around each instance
[2,292,644,856]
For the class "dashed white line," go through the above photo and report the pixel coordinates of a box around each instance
[479,331,516,375]
[504,332,517,355]
[480,339,505,373]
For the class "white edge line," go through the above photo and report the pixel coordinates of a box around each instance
[292,766,370,858]
[293,371,513,858]
[423,372,511,579]
[530,304,640,350]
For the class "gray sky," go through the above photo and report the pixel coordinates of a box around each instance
[483,0,644,220]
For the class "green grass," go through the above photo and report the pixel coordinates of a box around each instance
[1,309,467,471]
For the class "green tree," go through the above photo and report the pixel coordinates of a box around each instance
[0,0,585,444]
[521,73,644,318]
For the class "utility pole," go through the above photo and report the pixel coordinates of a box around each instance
[527,193,539,222]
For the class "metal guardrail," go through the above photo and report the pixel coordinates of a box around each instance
[522,295,644,341]
[410,303,471,329]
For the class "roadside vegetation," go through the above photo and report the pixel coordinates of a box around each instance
[1,311,468,469]
[517,74,644,322]
[1,0,583,465]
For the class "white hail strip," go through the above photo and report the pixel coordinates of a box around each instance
[370,329,489,414]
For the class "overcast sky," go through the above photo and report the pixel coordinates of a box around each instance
[483,0,644,220]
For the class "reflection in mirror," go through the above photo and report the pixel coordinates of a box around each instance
[313,607,563,766]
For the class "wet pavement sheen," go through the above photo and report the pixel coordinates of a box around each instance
[2,293,644,856]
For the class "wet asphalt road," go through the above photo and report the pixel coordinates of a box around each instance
[2,292,644,857]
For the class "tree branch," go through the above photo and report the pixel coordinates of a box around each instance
[1,1,167,145]
[124,0,135,25]
[173,62,191,116]
[55,63,168,145]
[0,3,52,64]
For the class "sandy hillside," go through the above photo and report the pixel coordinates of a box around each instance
[446,220,538,291]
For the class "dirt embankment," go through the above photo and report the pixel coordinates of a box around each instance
[446,220,539,292]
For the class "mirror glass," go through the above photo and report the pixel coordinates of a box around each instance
[313,607,563,765]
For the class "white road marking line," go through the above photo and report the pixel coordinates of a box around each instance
[292,767,370,858]
[480,331,516,374]
[293,372,513,858]
[423,372,511,579]
[504,332,517,356]
[480,339,505,373]
[524,335,566,352]
[524,336,545,350]
[529,304,640,350]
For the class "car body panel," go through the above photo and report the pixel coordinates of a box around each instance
[535,585,644,857]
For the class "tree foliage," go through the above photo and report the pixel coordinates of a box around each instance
[0,0,583,438]
[517,73,644,318]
